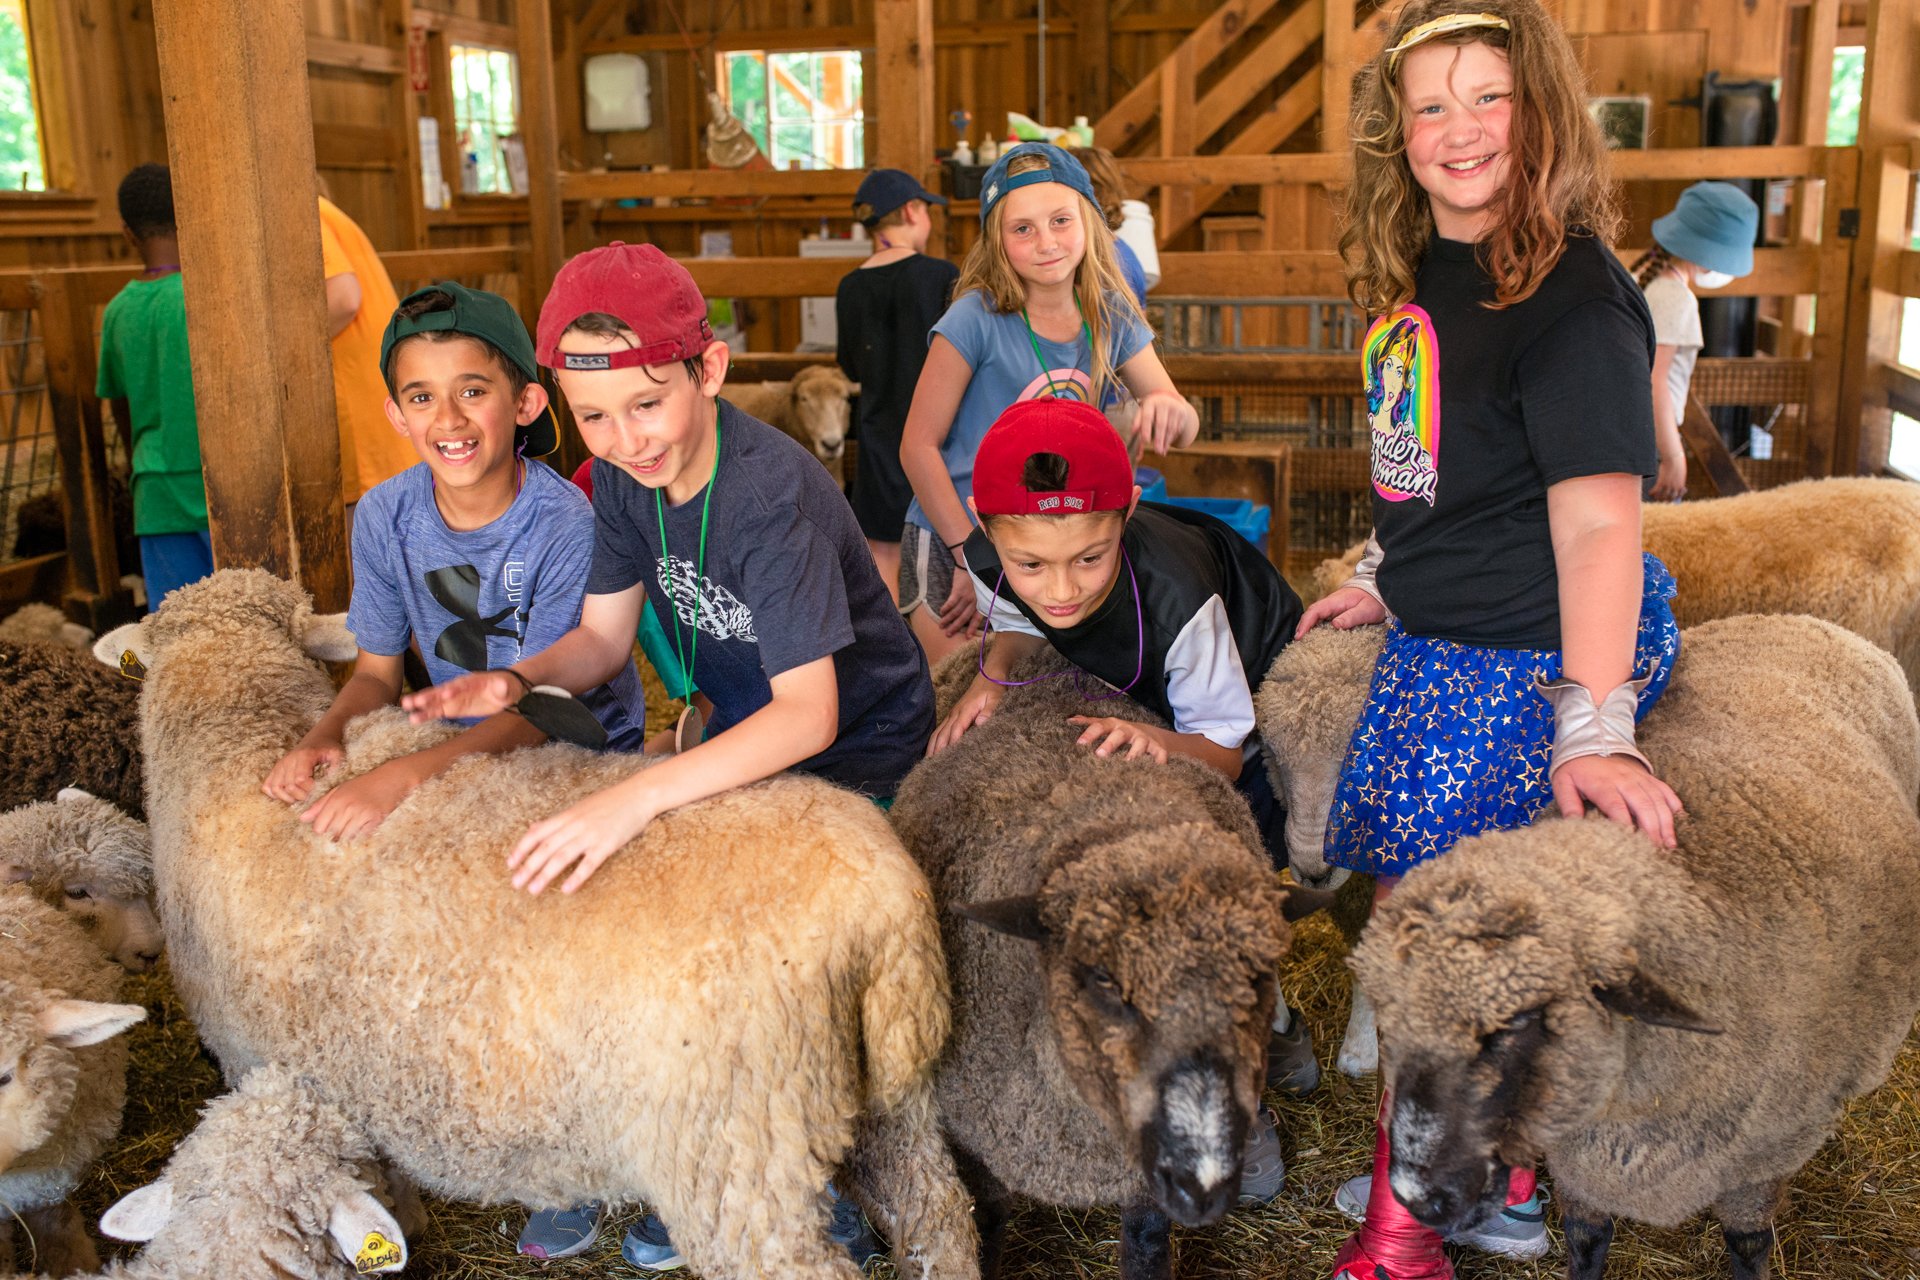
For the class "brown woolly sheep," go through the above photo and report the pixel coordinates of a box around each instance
[1350,613,1920,1280]
[0,605,92,653]
[0,885,147,1277]
[893,643,1312,1280]
[718,364,859,477]
[0,641,143,819]
[93,568,976,1280]
[0,791,161,973]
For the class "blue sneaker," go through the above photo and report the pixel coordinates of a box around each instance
[827,1184,886,1267]
[620,1213,686,1271]
[518,1201,604,1260]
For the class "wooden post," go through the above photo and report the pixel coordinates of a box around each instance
[1806,144,1858,477]
[1158,43,1196,243]
[1320,0,1354,151]
[875,0,935,178]
[1832,0,1917,474]
[515,0,566,307]
[1781,0,1837,359]
[150,0,347,610]
[385,0,427,250]
[1073,0,1110,121]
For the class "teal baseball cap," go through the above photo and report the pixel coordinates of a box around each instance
[978,143,1099,228]
[380,281,560,457]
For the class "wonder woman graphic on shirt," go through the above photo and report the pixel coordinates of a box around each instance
[1363,307,1440,505]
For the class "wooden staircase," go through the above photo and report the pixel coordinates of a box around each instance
[1095,0,1391,243]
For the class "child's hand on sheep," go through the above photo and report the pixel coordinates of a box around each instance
[299,760,423,841]
[508,782,656,895]
[1069,716,1170,764]
[929,680,1007,756]
[264,734,346,803]
[1296,586,1387,638]
[1551,754,1684,849]
[402,670,521,723]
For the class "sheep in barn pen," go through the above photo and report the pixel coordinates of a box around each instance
[718,364,860,480]
[1349,613,1920,1280]
[88,1063,417,1280]
[896,640,1328,1280]
[0,640,143,819]
[0,885,146,1277]
[89,567,978,1280]
[0,791,161,973]
[0,604,93,653]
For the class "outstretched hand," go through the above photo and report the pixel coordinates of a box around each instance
[1132,391,1200,456]
[507,784,655,895]
[1551,754,1683,848]
[1295,586,1387,638]
[929,680,1005,756]
[403,670,520,723]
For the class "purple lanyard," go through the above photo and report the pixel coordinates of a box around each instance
[976,546,1145,702]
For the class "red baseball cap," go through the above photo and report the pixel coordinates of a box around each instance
[971,399,1135,516]
[536,241,716,372]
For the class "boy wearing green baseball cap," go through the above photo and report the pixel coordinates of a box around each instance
[263,281,647,837]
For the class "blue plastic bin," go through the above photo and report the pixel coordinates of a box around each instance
[1156,494,1271,554]
[1134,466,1167,505]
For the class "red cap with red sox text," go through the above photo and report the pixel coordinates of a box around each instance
[535,241,716,372]
[970,399,1135,516]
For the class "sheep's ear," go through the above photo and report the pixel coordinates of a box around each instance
[93,622,151,681]
[1593,974,1722,1035]
[100,1180,173,1241]
[328,1189,407,1274]
[55,787,96,805]
[1280,884,1337,922]
[298,612,358,663]
[952,896,1049,942]
[38,999,148,1047]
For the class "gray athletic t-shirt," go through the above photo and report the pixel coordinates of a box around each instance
[348,459,647,750]
[1642,270,1703,417]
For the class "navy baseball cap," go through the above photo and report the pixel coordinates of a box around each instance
[978,143,1099,228]
[853,169,947,225]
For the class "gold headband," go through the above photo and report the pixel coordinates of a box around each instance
[1384,13,1512,68]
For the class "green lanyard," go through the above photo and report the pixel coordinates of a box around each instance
[1021,302,1093,399]
[653,417,722,684]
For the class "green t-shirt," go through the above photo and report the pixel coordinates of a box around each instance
[95,273,207,536]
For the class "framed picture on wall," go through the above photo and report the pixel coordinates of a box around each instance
[1589,96,1651,149]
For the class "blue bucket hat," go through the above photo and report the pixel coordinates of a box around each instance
[1651,182,1760,278]
[978,143,1100,228]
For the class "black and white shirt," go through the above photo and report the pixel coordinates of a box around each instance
[963,503,1302,753]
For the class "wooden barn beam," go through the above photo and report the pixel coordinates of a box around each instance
[515,0,565,306]
[1320,0,1354,151]
[1074,0,1111,118]
[874,0,935,178]
[384,0,427,250]
[150,0,347,610]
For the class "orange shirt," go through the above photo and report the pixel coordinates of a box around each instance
[319,197,416,503]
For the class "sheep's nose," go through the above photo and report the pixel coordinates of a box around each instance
[1401,1185,1459,1229]
[1149,1160,1233,1228]
[130,949,161,970]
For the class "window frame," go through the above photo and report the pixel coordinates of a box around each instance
[719,48,866,172]
[447,40,524,199]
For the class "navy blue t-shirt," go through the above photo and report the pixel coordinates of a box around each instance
[585,401,934,794]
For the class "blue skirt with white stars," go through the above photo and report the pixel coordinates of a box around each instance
[1323,553,1680,877]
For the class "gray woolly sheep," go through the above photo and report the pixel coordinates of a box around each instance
[95,568,976,1280]
[0,641,143,819]
[95,1063,414,1280]
[1350,613,1920,1280]
[0,606,91,653]
[0,792,160,973]
[893,643,1311,1280]
[0,886,146,1277]
[719,364,859,475]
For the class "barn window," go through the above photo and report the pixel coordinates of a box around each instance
[0,0,46,193]
[721,50,864,170]
[450,43,522,195]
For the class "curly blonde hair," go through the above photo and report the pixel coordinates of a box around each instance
[954,152,1147,408]
[1340,0,1621,314]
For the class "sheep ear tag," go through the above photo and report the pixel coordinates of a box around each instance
[515,686,609,750]
[329,1190,407,1274]
[93,622,149,681]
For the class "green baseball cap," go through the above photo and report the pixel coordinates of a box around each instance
[379,281,560,457]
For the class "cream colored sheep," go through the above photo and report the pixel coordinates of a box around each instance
[719,364,859,480]
[0,792,161,973]
[0,885,146,1276]
[0,605,91,653]
[93,569,975,1280]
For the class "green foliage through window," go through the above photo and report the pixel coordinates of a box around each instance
[451,44,520,195]
[0,1,45,193]
[1827,46,1863,147]
[721,51,863,170]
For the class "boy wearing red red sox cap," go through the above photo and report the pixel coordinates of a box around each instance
[931,398,1321,1177]
[408,243,934,901]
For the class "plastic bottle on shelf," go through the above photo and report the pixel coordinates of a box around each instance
[978,137,999,164]
[952,139,974,166]
[1073,115,1094,147]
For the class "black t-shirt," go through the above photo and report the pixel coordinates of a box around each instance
[835,254,960,538]
[964,503,1303,750]
[1368,234,1656,649]
[585,401,935,794]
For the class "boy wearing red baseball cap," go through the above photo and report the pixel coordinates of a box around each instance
[932,398,1319,1171]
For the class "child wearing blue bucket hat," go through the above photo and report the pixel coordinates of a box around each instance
[1631,181,1760,499]
[897,142,1198,664]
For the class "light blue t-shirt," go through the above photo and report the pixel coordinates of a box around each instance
[905,289,1153,533]
[348,459,647,751]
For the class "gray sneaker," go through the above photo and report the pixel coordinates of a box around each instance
[826,1184,886,1268]
[1265,1008,1321,1096]
[517,1201,604,1260]
[1235,1106,1286,1205]
[1334,1174,1549,1260]
[620,1213,686,1271]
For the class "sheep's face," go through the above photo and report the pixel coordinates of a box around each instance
[0,792,162,973]
[790,366,856,461]
[45,880,163,974]
[958,827,1286,1227]
[0,992,145,1172]
[1353,863,1720,1240]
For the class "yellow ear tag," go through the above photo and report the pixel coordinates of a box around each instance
[118,650,146,681]
[355,1231,402,1273]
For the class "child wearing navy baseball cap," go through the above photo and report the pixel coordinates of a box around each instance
[932,397,1320,1163]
